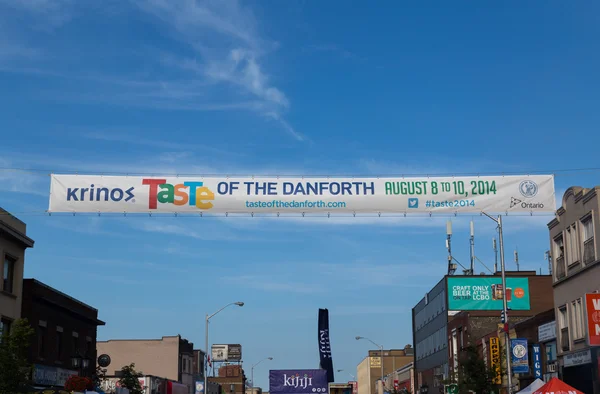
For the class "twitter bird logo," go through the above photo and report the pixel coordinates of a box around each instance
[408,198,419,208]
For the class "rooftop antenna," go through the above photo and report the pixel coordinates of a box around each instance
[468,220,475,276]
[545,250,552,275]
[493,238,498,273]
[446,221,467,275]
[514,248,520,271]
[447,221,457,275]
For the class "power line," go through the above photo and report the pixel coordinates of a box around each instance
[2,166,600,177]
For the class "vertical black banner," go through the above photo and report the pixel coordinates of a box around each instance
[318,308,335,383]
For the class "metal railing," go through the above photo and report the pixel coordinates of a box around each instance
[561,327,570,351]
[583,238,595,265]
[555,256,566,280]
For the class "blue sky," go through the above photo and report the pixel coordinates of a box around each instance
[1,0,600,388]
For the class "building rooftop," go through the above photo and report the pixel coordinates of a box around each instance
[0,207,34,247]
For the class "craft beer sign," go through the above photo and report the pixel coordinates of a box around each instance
[48,174,555,215]
[447,277,531,311]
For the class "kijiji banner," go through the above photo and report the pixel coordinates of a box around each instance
[270,370,328,394]
[318,308,335,383]
[511,338,529,374]
[48,174,556,214]
[447,277,531,311]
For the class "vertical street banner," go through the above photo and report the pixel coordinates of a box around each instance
[318,308,335,383]
[511,338,529,374]
[532,344,542,379]
[489,337,501,384]
[585,293,600,346]
[270,370,328,394]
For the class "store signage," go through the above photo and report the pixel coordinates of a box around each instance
[532,344,542,379]
[563,349,592,367]
[489,337,501,384]
[33,364,78,387]
[511,338,529,374]
[537,321,556,342]
[211,344,242,362]
[447,277,531,310]
[269,370,328,394]
[48,174,556,215]
[350,381,358,394]
[585,293,600,346]
[370,357,382,368]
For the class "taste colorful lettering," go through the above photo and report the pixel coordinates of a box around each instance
[142,179,214,210]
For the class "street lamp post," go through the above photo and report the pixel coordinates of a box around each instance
[481,213,513,394]
[205,302,244,394]
[251,357,273,392]
[356,336,384,394]
[337,370,356,381]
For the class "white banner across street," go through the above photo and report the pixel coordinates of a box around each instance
[48,174,556,215]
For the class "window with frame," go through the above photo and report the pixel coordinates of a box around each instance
[85,339,92,357]
[38,326,46,358]
[571,299,585,340]
[56,330,63,358]
[582,216,595,265]
[565,225,579,265]
[0,318,11,341]
[559,306,568,329]
[2,255,16,294]
[554,235,566,279]
[582,216,594,241]
[72,335,79,355]
[559,305,569,351]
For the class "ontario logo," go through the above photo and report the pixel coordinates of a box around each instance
[142,179,214,210]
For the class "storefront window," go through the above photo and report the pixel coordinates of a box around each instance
[545,342,557,362]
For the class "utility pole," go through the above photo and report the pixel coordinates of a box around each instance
[482,213,513,394]
[469,221,475,275]
[493,238,498,273]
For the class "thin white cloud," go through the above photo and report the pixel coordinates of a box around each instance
[129,220,244,242]
[220,274,324,294]
[134,0,300,140]
[0,0,74,30]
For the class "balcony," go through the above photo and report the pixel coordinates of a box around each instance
[583,238,595,265]
[555,256,566,280]
[561,327,570,351]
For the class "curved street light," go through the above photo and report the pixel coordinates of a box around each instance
[205,302,245,394]
[356,336,384,394]
[251,357,274,391]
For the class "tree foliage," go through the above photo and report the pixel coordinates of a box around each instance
[0,319,35,394]
[444,345,499,394]
[118,363,144,394]
[93,365,108,391]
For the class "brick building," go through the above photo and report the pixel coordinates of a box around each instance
[208,365,246,394]
[357,346,413,394]
[0,208,34,335]
[548,186,600,394]
[97,335,195,394]
[413,271,552,393]
[21,279,105,388]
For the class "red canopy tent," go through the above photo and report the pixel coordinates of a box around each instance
[532,378,585,394]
